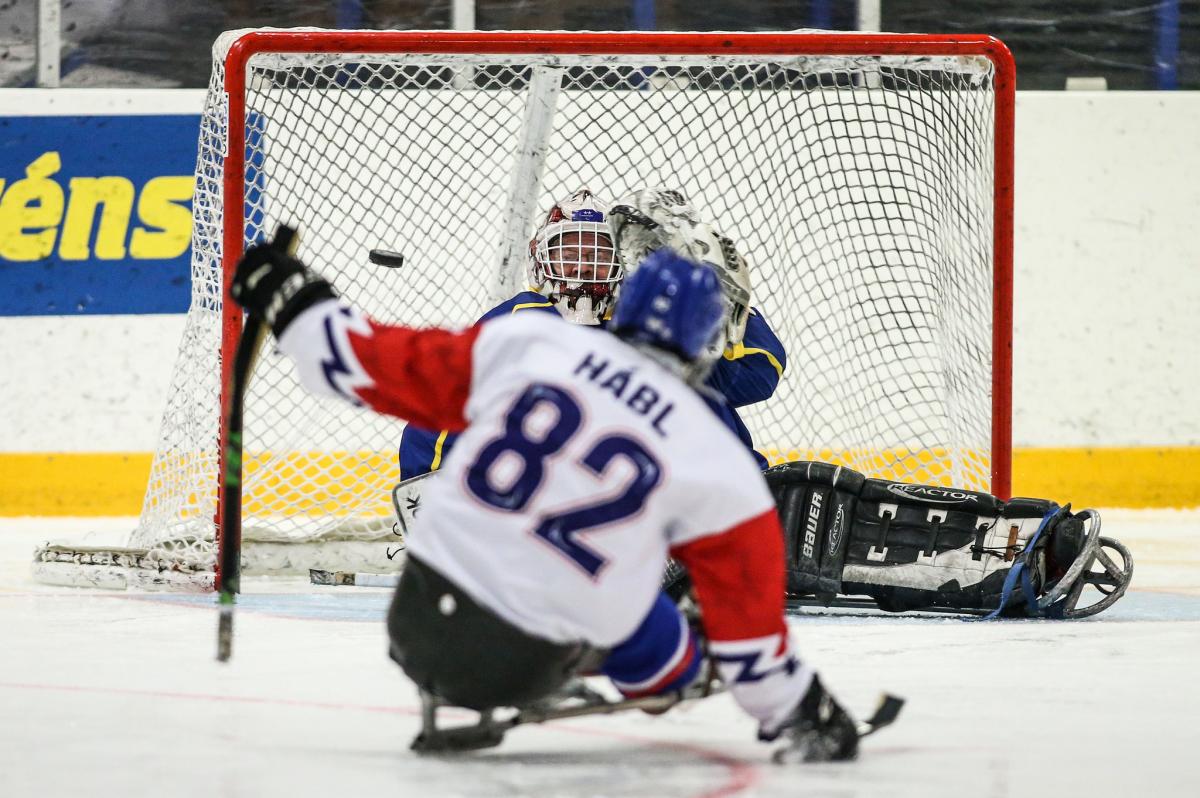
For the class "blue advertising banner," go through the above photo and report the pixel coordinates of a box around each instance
[0,115,199,316]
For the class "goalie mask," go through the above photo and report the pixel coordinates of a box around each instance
[609,189,752,347]
[529,189,620,325]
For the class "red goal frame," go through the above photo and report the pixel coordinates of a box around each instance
[215,31,1015,586]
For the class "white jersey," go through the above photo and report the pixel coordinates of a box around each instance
[280,300,809,734]
[413,312,773,645]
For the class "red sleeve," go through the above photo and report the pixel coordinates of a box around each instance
[347,321,482,432]
[669,508,787,642]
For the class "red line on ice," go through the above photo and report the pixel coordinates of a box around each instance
[0,681,760,796]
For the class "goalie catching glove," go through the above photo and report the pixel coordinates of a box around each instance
[765,461,1134,619]
[230,230,337,335]
[608,188,752,347]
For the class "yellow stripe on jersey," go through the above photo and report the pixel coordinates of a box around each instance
[430,429,450,472]
[511,300,554,313]
[723,342,784,377]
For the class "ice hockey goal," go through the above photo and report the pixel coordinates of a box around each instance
[34,29,1014,590]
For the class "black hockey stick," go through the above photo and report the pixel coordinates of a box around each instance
[413,681,904,756]
[217,224,299,663]
[856,694,905,738]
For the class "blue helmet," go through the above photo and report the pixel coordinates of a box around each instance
[610,248,725,363]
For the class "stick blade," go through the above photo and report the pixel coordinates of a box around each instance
[857,694,904,737]
[411,723,508,754]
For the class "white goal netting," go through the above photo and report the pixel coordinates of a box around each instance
[35,30,1012,590]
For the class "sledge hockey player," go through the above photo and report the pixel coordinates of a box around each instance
[229,236,868,762]
[397,188,786,479]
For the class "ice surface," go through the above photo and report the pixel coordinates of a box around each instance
[3,511,1198,797]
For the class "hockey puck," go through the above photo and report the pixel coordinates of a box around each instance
[369,249,405,268]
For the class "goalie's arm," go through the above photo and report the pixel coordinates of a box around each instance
[707,308,786,407]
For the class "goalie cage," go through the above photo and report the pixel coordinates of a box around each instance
[33,29,1015,591]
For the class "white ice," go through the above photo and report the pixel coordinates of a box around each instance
[3,510,1198,798]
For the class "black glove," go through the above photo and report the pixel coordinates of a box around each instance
[230,227,337,337]
[766,674,859,763]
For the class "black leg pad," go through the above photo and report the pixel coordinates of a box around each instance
[764,461,865,599]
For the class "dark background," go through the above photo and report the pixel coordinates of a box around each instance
[0,1,1196,89]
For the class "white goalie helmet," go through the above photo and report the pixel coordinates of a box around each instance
[528,189,620,325]
[609,188,752,346]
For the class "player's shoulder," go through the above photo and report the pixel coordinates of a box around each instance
[472,303,589,360]
[476,291,558,323]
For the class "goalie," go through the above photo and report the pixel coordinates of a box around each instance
[397,188,785,480]
[389,188,1134,619]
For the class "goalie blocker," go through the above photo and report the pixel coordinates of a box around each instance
[765,462,1133,619]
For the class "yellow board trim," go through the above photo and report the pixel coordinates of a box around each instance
[0,453,153,516]
[0,451,399,518]
[429,430,450,472]
[2,446,1198,516]
[1010,447,1200,510]
[723,342,784,378]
